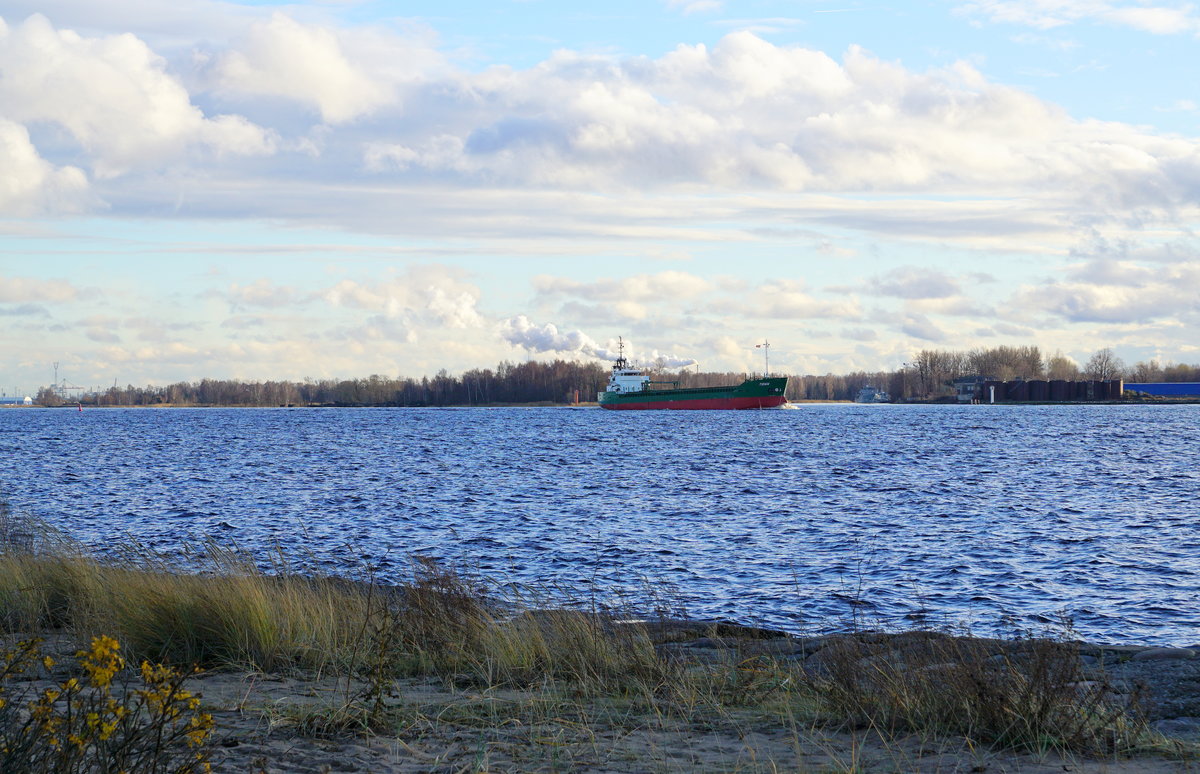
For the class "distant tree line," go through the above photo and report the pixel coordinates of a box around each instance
[36,360,611,408]
[31,347,1200,407]
[857,346,1199,401]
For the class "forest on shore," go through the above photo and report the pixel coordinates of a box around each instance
[33,345,1200,407]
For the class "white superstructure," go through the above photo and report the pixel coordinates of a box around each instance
[596,338,648,400]
[607,366,648,394]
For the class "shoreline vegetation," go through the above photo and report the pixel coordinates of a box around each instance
[19,397,1200,410]
[27,345,1200,409]
[4,509,1200,771]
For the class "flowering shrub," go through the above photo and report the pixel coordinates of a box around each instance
[0,635,214,773]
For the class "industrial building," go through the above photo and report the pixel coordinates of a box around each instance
[1125,383,1200,398]
[961,379,1126,403]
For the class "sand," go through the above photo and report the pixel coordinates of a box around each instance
[10,627,1200,773]
[190,669,1199,773]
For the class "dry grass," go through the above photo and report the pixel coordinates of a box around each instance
[0,513,670,694]
[0,537,370,673]
[0,507,1179,770]
[809,630,1150,755]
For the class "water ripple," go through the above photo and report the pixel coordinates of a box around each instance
[2,404,1198,645]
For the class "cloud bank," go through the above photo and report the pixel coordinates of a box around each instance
[0,14,273,181]
[0,10,1195,238]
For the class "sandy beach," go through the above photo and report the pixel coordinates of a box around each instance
[11,624,1200,773]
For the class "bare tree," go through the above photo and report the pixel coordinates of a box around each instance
[1045,351,1080,380]
[1084,348,1125,380]
[968,345,1044,380]
[1127,360,1164,382]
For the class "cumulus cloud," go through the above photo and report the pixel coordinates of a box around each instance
[527,271,715,325]
[1012,259,1200,323]
[741,280,862,320]
[345,30,1197,216]
[211,13,444,124]
[322,268,485,330]
[0,119,89,215]
[2,11,1196,239]
[0,14,274,178]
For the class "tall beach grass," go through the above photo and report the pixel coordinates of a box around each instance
[0,502,1176,767]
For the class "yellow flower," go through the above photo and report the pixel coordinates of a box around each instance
[98,719,119,741]
[79,635,124,689]
[42,655,55,670]
[185,713,214,746]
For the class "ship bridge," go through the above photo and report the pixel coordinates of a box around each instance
[607,369,648,393]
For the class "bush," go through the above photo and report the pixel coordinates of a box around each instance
[0,635,214,773]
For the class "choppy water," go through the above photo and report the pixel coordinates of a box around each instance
[2,405,1198,645]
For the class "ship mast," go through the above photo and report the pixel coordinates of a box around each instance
[756,340,770,377]
[613,336,628,371]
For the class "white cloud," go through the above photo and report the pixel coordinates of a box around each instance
[0,275,82,303]
[344,29,1200,225]
[500,315,697,367]
[666,0,724,15]
[223,279,297,310]
[86,327,121,344]
[865,266,962,299]
[959,0,1200,34]
[500,315,608,357]
[534,270,712,302]
[899,313,948,341]
[0,14,274,178]
[322,268,484,329]
[0,119,89,215]
[741,280,862,320]
[211,13,445,124]
[1012,259,1200,322]
[4,10,1200,387]
[1,13,1194,243]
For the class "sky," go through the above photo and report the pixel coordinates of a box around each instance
[1,0,1198,395]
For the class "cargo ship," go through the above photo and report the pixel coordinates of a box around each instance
[597,340,788,410]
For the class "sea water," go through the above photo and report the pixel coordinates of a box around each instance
[2,404,1197,645]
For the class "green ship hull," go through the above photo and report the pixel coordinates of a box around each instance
[598,377,788,410]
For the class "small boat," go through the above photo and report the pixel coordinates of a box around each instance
[598,339,788,410]
[855,386,891,403]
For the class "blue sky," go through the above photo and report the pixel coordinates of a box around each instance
[1,0,1198,395]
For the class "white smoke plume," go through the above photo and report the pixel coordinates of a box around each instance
[500,315,697,368]
[645,351,699,369]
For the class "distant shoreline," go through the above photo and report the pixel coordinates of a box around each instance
[17,398,1200,409]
